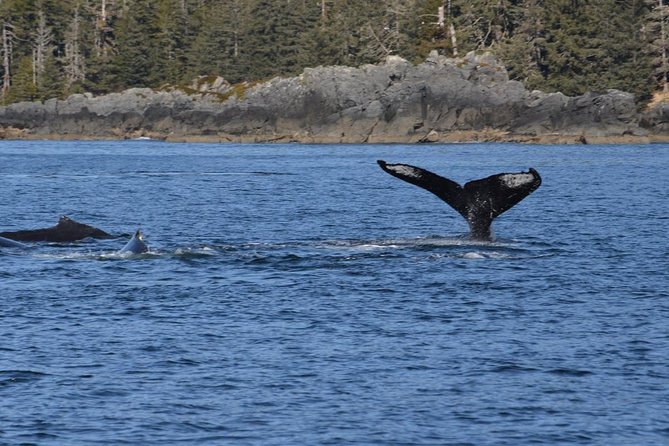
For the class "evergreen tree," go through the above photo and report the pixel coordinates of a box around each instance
[242,0,319,79]
[496,0,547,89]
[0,0,663,103]
[85,0,121,94]
[154,0,193,85]
[111,0,162,88]
[302,0,370,67]
[646,0,669,94]
[186,0,249,83]
[5,55,37,102]
[38,52,62,100]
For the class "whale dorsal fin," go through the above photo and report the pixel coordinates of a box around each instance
[57,215,74,227]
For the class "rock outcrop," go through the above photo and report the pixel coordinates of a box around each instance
[642,102,669,136]
[0,51,659,144]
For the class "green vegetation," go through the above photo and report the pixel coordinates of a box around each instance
[1,0,667,104]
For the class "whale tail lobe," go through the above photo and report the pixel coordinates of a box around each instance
[377,160,541,240]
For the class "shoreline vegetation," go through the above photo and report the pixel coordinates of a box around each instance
[1,0,669,145]
[1,52,668,145]
[1,1,668,103]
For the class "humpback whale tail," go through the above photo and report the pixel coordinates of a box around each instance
[119,229,149,254]
[377,160,541,240]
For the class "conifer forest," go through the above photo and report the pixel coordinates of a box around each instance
[1,0,668,105]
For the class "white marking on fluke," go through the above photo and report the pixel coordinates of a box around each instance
[500,173,535,188]
[388,164,422,179]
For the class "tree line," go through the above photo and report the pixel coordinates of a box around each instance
[1,0,668,105]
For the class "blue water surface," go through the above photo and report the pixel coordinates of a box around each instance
[1,140,667,445]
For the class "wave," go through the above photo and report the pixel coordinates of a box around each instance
[0,370,50,387]
[315,235,551,261]
[17,234,559,264]
[321,235,515,249]
[33,247,219,261]
[1,171,294,180]
[132,171,294,177]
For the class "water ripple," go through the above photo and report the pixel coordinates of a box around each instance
[1,141,667,445]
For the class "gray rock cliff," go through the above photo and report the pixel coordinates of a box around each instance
[0,51,654,143]
[641,102,669,135]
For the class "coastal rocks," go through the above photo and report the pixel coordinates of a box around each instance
[0,51,659,143]
[188,76,231,95]
[641,102,669,135]
[514,89,641,138]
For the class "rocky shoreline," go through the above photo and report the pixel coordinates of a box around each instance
[1,52,667,145]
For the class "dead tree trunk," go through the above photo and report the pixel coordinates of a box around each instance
[1,22,14,100]
[94,0,117,57]
[33,10,53,89]
[446,0,458,56]
[64,8,86,89]
[660,0,669,93]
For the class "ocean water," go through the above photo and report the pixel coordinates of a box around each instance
[0,140,667,445]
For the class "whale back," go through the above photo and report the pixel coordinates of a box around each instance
[0,235,31,249]
[0,216,113,242]
[120,229,149,254]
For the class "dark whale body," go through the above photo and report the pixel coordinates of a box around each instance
[0,235,31,249]
[377,160,542,240]
[0,216,113,243]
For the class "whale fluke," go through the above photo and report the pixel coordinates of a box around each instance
[119,229,149,254]
[0,216,113,243]
[377,160,541,240]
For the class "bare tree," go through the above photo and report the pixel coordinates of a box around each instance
[232,0,242,58]
[33,10,53,89]
[360,0,416,61]
[433,1,458,56]
[447,0,458,56]
[94,0,115,57]
[647,0,669,93]
[361,23,393,60]
[1,22,15,100]
[64,7,86,89]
